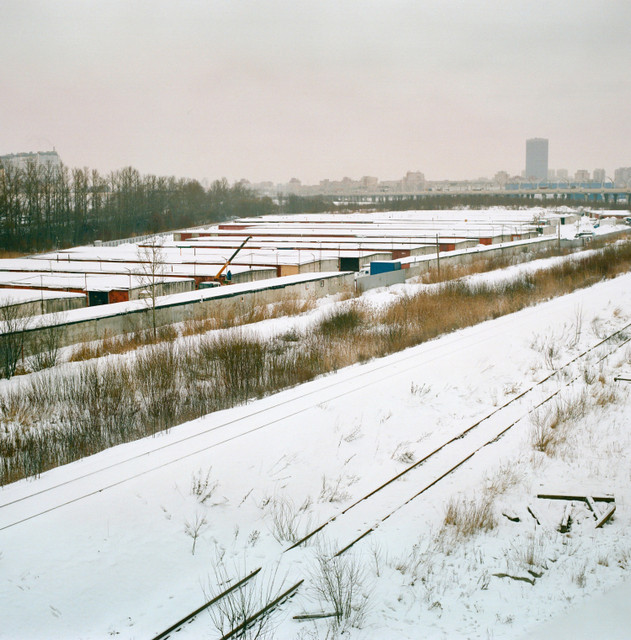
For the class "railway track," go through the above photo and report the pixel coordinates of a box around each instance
[292,319,631,553]
[151,321,631,638]
[0,298,559,531]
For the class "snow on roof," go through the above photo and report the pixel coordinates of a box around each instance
[0,271,194,292]
[13,271,350,330]
[7,257,264,277]
[0,288,85,305]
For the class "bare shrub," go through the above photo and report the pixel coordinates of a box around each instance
[410,382,431,398]
[591,382,619,407]
[307,544,371,633]
[276,296,317,316]
[582,364,597,385]
[136,239,166,339]
[184,512,208,555]
[69,341,103,362]
[191,467,219,504]
[205,560,288,640]
[591,316,606,339]
[568,305,584,349]
[553,390,589,425]
[0,390,36,430]
[391,442,416,464]
[505,531,551,573]
[340,426,361,444]
[318,474,354,504]
[529,407,561,454]
[210,331,267,404]
[133,342,184,431]
[544,341,560,370]
[268,496,306,544]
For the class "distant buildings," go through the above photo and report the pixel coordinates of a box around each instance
[614,167,631,187]
[525,138,549,182]
[0,149,61,171]
[592,168,606,183]
[402,171,426,190]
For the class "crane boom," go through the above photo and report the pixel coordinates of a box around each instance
[214,235,252,281]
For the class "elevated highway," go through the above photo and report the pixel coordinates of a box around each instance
[312,186,631,205]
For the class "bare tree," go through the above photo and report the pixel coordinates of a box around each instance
[0,300,33,378]
[136,238,166,339]
[30,312,67,371]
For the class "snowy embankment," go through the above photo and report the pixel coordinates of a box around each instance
[1,265,631,638]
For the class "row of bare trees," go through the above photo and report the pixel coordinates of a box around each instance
[0,162,275,252]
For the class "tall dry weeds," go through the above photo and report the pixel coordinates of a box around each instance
[3,239,631,484]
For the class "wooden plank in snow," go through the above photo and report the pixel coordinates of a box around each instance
[527,505,541,525]
[586,496,602,519]
[560,505,572,533]
[293,612,341,621]
[595,504,616,529]
[537,492,615,503]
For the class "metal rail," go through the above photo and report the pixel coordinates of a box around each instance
[151,568,261,640]
[333,324,631,556]
[220,580,303,640]
[148,321,631,639]
[1,295,553,529]
[287,320,631,552]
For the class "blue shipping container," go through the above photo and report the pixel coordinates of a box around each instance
[370,261,401,275]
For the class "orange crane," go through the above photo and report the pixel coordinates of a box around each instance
[212,235,252,284]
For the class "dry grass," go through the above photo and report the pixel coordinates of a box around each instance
[591,383,620,407]
[70,294,317,361]
[483,462,521,498]
[69,325,178,362]
[530,379,621,456]
[443,495,497,538]
[530,414,563,454]
[4,239,631,484]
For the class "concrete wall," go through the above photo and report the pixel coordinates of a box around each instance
[356,270,406,293]
[357,252,392,269]
[299,258,339,273]
[404,237,560,279]
[2,295,86,318]
[127,278,195,300]
[230,267,278,283]
[12,273,355,353]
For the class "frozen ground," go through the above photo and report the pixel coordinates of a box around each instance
[1,247,631,638]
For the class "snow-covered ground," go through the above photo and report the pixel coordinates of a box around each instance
[1,246,631,638]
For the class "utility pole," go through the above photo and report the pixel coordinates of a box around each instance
[557,218,561,251]
[436,233,440,278]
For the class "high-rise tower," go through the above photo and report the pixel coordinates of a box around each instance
[525,138,548,182]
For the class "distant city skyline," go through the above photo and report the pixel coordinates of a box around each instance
[1,144,627,190]
[2,1,630,185]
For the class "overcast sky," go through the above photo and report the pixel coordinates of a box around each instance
[2,1,630,184]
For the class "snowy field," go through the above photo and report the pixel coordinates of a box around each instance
[2,240,631,638]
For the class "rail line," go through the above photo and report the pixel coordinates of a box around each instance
[151,321,631,639]
[333,325,631,556]
[288,319,631,552]
[220,580,303,640]
[0,299,555,530]
[151,568,261,640]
